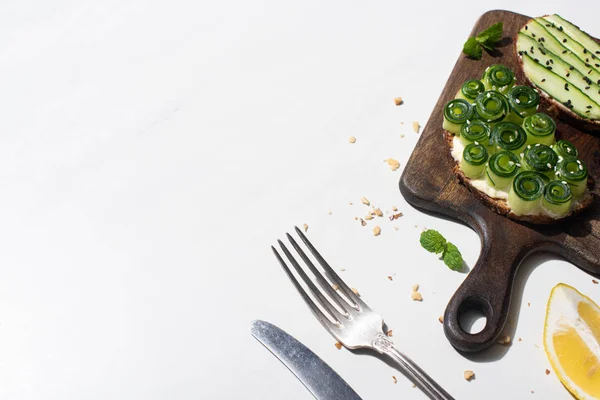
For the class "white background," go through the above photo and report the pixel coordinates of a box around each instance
[0,0,598,399]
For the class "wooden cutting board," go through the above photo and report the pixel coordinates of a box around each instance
[399,10,600,353]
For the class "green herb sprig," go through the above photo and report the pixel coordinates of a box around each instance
[463,22,503,60]
[419,229,464,271]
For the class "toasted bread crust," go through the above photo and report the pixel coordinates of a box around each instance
[515,18,600,133]
[444,131,594,224]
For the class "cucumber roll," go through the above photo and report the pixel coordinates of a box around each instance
[555,157,588,198]
[552,139,578,159]
[461,143,489,179]
[456,80,485,101]
[485,151,521,190]
[522,113,556,146]
[490,121,528,155]
[482,64,515,94]
[506,85,539,123]
[475,90,509,124]
[542,180,573,217]
[521,144,559,179]
[443,98,474,134]
[508,171,548,215]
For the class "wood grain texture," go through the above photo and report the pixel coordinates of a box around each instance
[399,10,600,353]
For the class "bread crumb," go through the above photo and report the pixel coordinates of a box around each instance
[412,121,420,133]
[593,279,598,284]
[464,370,475,381]
[365,214,374,221]
[394,97,403,106]
[373,226,381,236]
[387,276,393,281]
[545,369,550,375]
[303,223,309,232]
[332,284,339,291]
[389,212,403,220]
[361,196,370,206]
[393,226,399,231]
[412,284,419,292]
[335,342,342,350]
[386,158,401,171]
[401,121,405,125]
[360,218,367,226]
[497,335,511,345]
[340,268,345,272]
[392,375,398,384]
[373,208,384,217]
[400,133,405,138]
[531,390,535,394]
[348,136,356,144]
[411,291,423,301]
[518,338,523,342]
[392,206,398,211]
[439,315,444,323]
[387,330,393,337]
[351,288,360,296]
[412,384,416,388]
[328,211,332,215]
[528,302,531,307]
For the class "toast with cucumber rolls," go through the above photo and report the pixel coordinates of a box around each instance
[442,64,593,224]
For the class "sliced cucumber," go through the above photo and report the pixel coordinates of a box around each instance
[539,16,600,76]
[461,143,488,179]
[520,19,600,92]
[508,171,547,215]
[543,14,600,59]
[516,33,600,107]
[520,52,600,119]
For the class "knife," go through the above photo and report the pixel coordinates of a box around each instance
[250,320,362,400]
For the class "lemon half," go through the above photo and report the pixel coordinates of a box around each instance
[544,283,600,399]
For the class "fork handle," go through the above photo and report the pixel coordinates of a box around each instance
[373,334,455,400]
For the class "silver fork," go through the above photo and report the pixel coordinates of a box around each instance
[272,227,455,400]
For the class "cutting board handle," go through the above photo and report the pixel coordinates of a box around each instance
[442,223,541,353]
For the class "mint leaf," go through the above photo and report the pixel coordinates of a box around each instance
[463,37,482,59]
[477,22,503,47]
[443,242,463,271]
[420,230,446,254]
[463,22,503,59]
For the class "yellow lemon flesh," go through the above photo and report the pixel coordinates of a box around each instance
[544,283,600,399]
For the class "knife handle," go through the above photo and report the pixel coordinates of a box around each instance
[373,334,455,400]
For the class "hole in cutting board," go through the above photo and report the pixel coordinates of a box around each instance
[459,308,487,334]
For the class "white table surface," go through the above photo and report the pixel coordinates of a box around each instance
[0,1,598,399]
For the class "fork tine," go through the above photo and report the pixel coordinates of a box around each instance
[271,246,341,333]
[285,233,351,316]
[276,240,348,323]
[293,226,367,310]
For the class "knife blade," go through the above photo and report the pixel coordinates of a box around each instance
[250,320,362,400]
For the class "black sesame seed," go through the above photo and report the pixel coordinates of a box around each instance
[570,66,575,70]
[525,25,528,30]
[547,66,553,70]
[588,69,593,74]
[534,58,539,63]
[558,26,563,31]
[586,58,590,62]
[597,79,600,84]
[545,23,551,27]
[541,50,547,55]
[586,64,592,68]
[586,110,591,113]
[584,49,588,54]
[532,33,536,37]
[565,83,569,90]
[596,50,600,54]
[596,64,600,67]
[541,78,546,82]
[562,49,568,54]
[546,60,550,65]
[530,46,534,52]
[567,73,570,77]
[586,86,590,90]
[550,59,554,64]
[563,38,567,43]
[518,51,523,55]
[541,37,545,42]
[587,105,593,109]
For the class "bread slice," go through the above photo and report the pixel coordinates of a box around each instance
[444,131,594,224]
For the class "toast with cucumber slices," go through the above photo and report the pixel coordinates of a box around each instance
[515,14,600,132]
